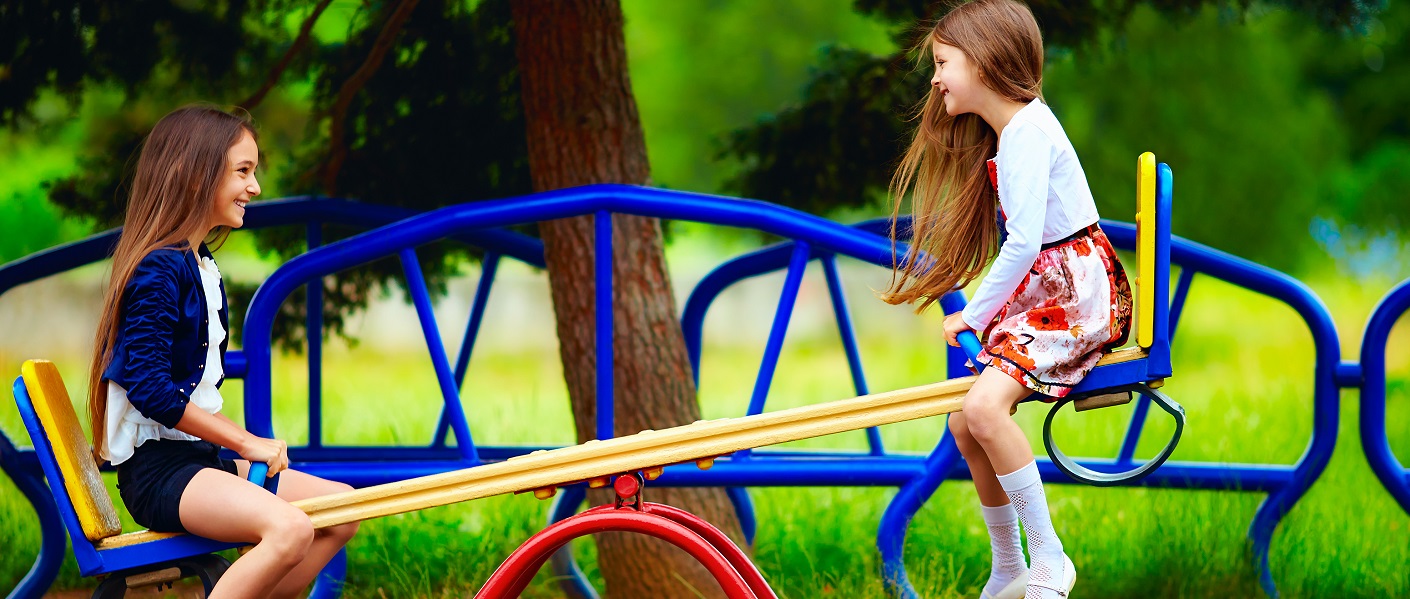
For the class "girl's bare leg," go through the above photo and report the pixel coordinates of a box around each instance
[178,469,315,599]
[961,368,1072,599]
[232,462,360,599]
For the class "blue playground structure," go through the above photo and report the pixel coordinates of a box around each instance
[2,156,1407,598]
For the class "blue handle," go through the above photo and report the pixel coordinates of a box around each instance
[958,330,985,373]
[247,462,280,493]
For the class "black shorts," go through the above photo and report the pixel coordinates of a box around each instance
[116,439,239,533]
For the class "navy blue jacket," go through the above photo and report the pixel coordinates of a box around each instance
[102,245,228,429]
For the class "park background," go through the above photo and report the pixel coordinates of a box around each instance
[1,0,1408,597]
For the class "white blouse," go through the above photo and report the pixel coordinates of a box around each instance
[960,98,1102,332]
[102,254,226,466]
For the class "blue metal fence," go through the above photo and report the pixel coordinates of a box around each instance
[2,185,1406,599]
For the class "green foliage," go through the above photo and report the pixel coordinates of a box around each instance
[0,188,89,264]
[620,0,897,194]
[2,0,1405,348]
[1046,5,1348,268]
[2,0,530,349]
[0,0,275,125]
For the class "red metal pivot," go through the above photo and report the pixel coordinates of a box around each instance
[473,501,776,599]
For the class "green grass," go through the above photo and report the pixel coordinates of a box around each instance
[1,273,1407,598]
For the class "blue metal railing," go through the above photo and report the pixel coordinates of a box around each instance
[0,197,545,599]
[1361,278,1410,514]
[674,213,1334,598]
[2,185,1405,599]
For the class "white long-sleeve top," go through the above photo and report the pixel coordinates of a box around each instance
[960,98,1102,332]
[102,255,226,466]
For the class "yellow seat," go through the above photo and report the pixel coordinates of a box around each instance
[21,360,123,541]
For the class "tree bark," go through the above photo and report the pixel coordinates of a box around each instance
[510,1,746,598]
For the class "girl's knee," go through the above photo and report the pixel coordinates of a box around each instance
[261,507,315,559]
[947,414,976,445]
[316,482,358,543]
[964,395,1011,443]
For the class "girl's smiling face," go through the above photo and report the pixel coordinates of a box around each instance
[208,129,260,230]
[931,40,984,116]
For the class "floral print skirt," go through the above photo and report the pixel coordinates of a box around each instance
[975,226,1134,399]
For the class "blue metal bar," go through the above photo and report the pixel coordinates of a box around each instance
[456,253,500,389]
[595,211,614,441]
[747,242,811,418]
[434,253,501,448]
[1360,278,1410,514]
[681,243,808,386]
[820,254,883,455]
[1169,267,1196,342]
[307,548,347,599]
[0,435,64,599]
[0,197,546,303]
[1151,167,1175,379]
[546,486,596,599]
[307,221,324,448]
[878,431,963,599]
[1116,393,1153,466]
[734,242,811,460]
[398,249,479,463]
[938,292,976,381]
[879,287,972,599]
[726,486,758,545]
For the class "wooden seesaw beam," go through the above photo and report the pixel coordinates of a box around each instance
[92,348,1144,550]
[284,348,1146,529]
[292,377,969,528]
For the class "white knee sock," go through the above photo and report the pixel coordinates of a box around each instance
[980,503,1028,597]
[997,461,1069,599]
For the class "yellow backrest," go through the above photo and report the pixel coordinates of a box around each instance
[1134,152,1157,349]
[21,360,123,541]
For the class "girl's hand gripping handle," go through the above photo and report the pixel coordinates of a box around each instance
[246,462,281,493]
[957,330,986,374]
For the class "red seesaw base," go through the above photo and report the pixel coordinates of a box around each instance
[474,473,777,598]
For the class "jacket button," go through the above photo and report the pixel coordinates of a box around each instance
[202,343,208,348]
[198,364,204,369]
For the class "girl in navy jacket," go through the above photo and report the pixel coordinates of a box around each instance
[88,106,357,598]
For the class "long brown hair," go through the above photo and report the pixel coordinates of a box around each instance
[88,106,255,458]
[881,0,1045,312]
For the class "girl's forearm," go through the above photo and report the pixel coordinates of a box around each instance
[173,404,255,451]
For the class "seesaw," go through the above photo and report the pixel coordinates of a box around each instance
[11,153,1181,597]
[13,342,1175,597]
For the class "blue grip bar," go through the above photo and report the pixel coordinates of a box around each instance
[957,330,985,373]
[247,462,281,494]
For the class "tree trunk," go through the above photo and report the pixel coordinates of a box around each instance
[509,1,746,598]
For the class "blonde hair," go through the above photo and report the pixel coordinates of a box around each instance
[88,106,254,459]
[881,0,1045,312]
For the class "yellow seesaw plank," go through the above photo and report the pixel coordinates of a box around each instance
[283,348,1146,530]
[290,377,970,528]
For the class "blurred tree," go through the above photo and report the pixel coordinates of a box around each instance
[2,0,740,595]
[511,0,743,595]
